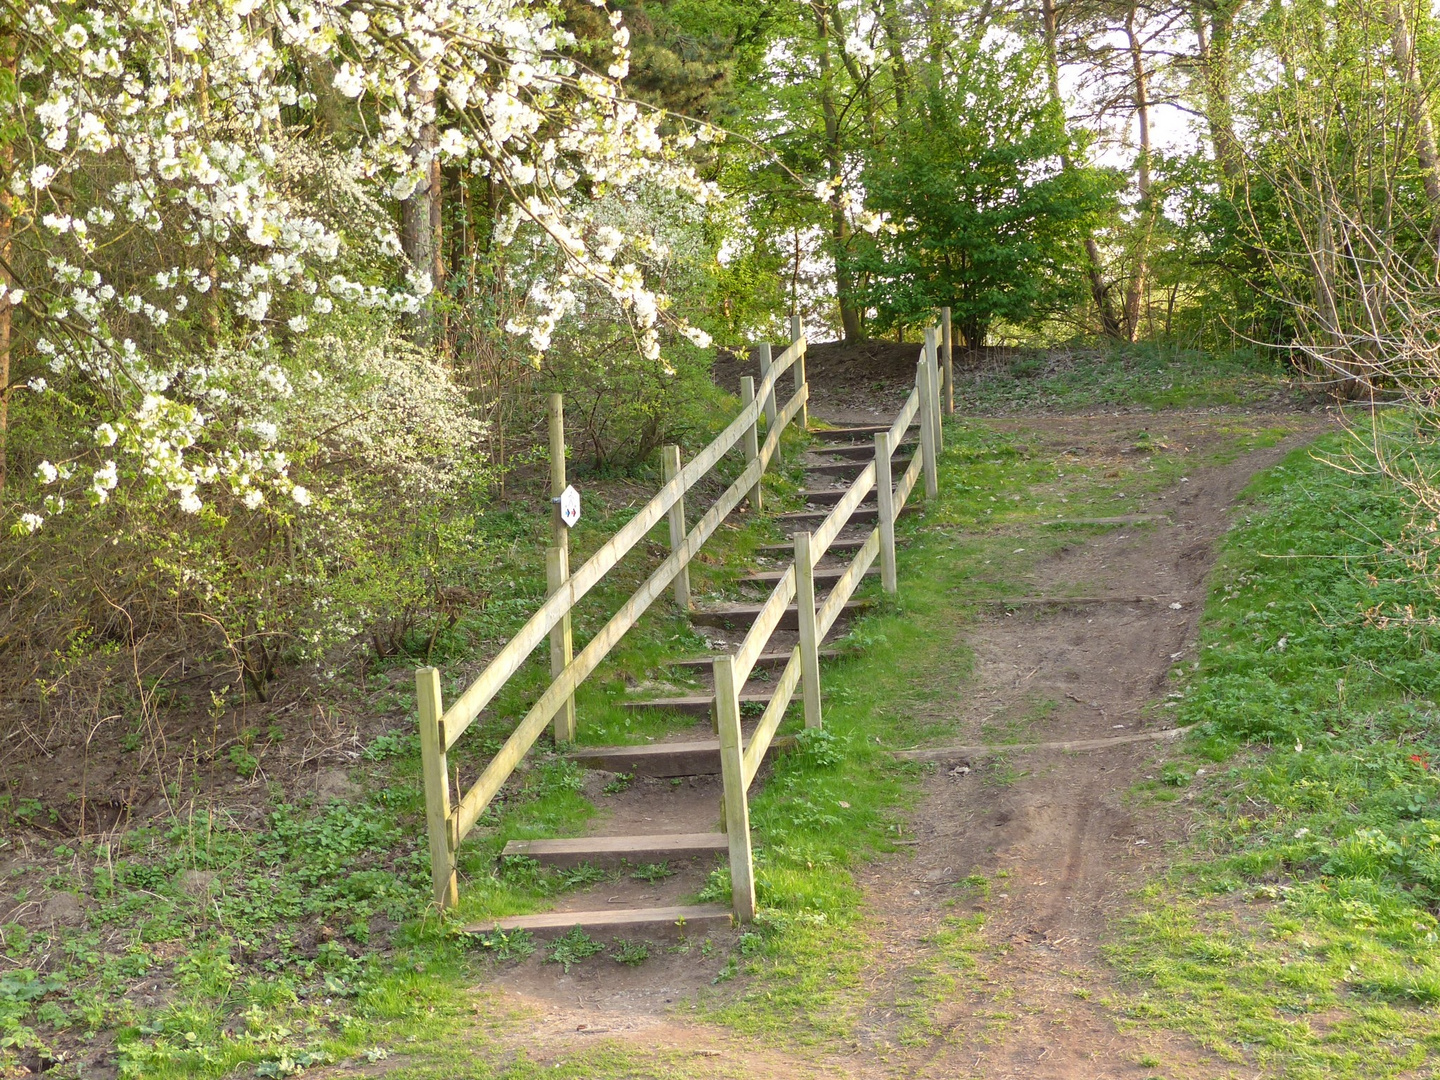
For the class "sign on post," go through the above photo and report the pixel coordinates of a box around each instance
[556,485,581,528]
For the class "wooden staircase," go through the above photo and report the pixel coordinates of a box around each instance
[474,423,914,939]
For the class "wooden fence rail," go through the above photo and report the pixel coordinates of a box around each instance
[716,325,945,922]
[416,306,952,918]
[417,328,807,908]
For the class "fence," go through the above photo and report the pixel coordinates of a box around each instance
[716,324,947,921]
[415,311,953,918]
[415,323,810,908]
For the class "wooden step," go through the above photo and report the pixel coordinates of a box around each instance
[501,832,727,868]
[471,903,733,939]
[779,502,917,530]
[743,565,878,586]
[626,690,776,718]
[807,458,913,478]
[689,599,867,630]
[667,649,840,673]
[758,536,869,555]
[812,423,916,442]
[780,506,881,527]
[567,735,795,776]
[808,441,917,460]
[799,488,878,506]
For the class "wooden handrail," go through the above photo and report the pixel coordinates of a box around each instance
[733,568,795,688]
[888,385,920,452]
[812,460,876,561]
[817,531,880,640]
[724,322,945,908]
[742,647,802,788]
[894,446,924,515]
[440,355,801,751]
[447,379,809,846]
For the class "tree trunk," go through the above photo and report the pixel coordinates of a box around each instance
[401,83,440,346]
[1386,0,1440,247]
[880,0,911,115]
[1122,1,1155,342]
[1041,0,1123,338]
[1194,0,1243,186]
[0,20,16,493]
[813,2,863,342]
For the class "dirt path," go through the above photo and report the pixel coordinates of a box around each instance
[846,411,1329,1079]
[478,408,1329,1078]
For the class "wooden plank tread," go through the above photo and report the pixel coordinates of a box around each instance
[812,423,916,442]
[758,537,869,554]
[568,736,795,776]
[470,903,733,938]
[779,506,882,525]
[808,458,913,476]
[808,442,917,460]
[668,650,839,672]
[501,832,727,866]
[800,488,877,505]
[690,599,867,629]
[626,691,778,716]
[743,566,877,585]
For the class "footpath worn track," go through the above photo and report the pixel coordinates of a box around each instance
[484,407,1327,1079]
[850,411,1328,1078]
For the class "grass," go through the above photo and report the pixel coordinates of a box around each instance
[0,428,812,1078]
[1106,420,1440,1078]
[0,362,1341,1078]
[955,342,1295,414]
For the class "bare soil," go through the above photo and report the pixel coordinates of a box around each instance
[712,338,1025,422]
[478,401,1331,1077]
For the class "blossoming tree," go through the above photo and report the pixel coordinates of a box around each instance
[3,0,716,533]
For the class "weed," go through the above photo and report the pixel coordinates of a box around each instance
[255,1049,330,1077]
[611,940,649,967]
[601,772,635,795]
[555,864,608,889]
[545,928,604,973]
[467,929,535,962]
[228,745,259,778]
[628,863,673,883]
[793,727,844,768]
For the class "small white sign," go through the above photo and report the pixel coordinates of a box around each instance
[558,485,581,528]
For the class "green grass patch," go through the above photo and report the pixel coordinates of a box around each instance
[1108,421,1440,1077]
[955,344,1294,414]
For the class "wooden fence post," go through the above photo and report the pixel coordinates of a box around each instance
[741,375,762,512]
[918,356,939,501]
[714,655,757,923]
[662,445,691,611]
[874,432,898,593]
[794,531,823,729]
[756,343,777,431]
[547,394,577,742]
[545,548,576,743]
[941,307,954,415]
[416,666,459,910]
[924,328,943,455]
[789,315,807,431]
